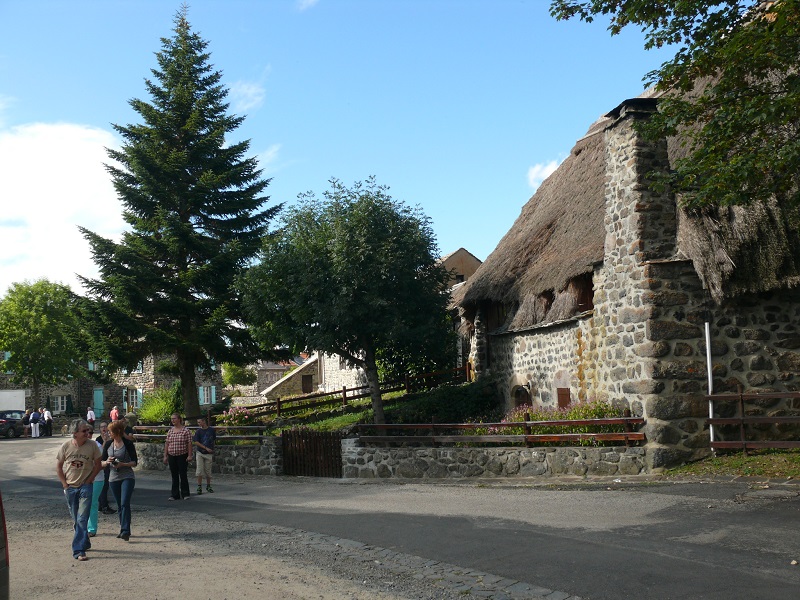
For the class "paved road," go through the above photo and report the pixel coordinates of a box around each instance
[2,436,799,599]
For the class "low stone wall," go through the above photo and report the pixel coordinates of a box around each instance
[136,439,282,476]
[341,439,647,479]
[137,439,647,479]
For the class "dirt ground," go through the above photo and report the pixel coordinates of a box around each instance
[5,492,425,600]
[3,437,463,600]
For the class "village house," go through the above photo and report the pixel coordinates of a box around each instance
[0,353,221,419]
[456,93,800,470]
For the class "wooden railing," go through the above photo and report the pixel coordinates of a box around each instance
[242,364,471,420]
[357,416,645,447]
[706,392,800,452]
[133,425,268,443]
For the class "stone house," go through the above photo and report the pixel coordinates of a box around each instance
[456,94,800,470]
[251,353,373,403]
[441,248,483,287]
[0,353,222,418]
[109,354,222,415]
[227,357,302,401]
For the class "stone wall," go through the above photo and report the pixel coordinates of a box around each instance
[488,316,593,410]
[136,438,283,476]
[469,100,800,470]
[341,439,647,479]
[319,353,366,393]
[0,375,94,414]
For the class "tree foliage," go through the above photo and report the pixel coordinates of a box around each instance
[550,0,800,209]
[0,280,87,404]
[221,362,257,388]
[138,381,182,425]
[241,177,455,424]
[79,9,279,419]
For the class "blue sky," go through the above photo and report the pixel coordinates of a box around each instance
[0,0,673,295]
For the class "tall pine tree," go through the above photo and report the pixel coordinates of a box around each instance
[80,9,279,419]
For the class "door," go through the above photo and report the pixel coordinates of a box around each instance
[93,388,105,417]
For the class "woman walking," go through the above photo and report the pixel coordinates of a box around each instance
[101,420,138,540]
[163,413,193,500]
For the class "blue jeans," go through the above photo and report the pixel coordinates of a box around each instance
[65,484,92,558]
[88,479,104,534]
[109,478,135,536]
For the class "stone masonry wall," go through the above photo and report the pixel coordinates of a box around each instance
[489,316,594,411]
[320,353,367,393]
[341,439,647,479]
[476,100,800,470]
[136,438,283,476]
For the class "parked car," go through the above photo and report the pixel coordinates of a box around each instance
[0,486,9,600]
[0,412,25,439]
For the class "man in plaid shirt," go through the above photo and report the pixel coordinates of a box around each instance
[163,413,193,500]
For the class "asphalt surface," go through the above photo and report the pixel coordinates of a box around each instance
[2,436,799,600]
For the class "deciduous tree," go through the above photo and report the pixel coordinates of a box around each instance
[0,280,86,405]
[80,9,279,419]
[241,177,454,424]
[550,0,800,209]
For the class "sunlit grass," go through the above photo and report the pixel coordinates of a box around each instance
[667,449,800,479]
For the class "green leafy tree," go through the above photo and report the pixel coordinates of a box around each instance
[241,177,455,424]
[221,362,257,389]
[79,9,279,420]
[0,280,87,405]
[550,0,800,209]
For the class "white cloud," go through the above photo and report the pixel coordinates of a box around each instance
[527,159,561,190]
[256,144,281,174]
[0,122,125,296]
[297,0,319,11]
[229,81,266,113]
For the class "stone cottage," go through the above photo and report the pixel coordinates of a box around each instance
[0,353,221,419]
[456,94,800,469]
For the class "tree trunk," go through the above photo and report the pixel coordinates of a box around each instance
[177,350,200,422]
[363,349,385,425]
[32,378,40,411]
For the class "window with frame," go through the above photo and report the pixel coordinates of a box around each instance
[199,385,216,405]
[51,395,69,414]
[122,388,142,411]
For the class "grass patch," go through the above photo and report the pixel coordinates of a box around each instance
[265,379,503,434]
[667,449,800,479]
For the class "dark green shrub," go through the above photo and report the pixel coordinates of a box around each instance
[385,377,503,424]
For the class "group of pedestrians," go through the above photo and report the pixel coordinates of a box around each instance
[56,409,217,561]
[21,407,53,437]
[163,413,216,500]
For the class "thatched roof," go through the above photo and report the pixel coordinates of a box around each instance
[677,199,800,302]
[460,116,609,327]
[460,90,800,329]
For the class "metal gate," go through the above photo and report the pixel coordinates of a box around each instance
[281,429,344,477]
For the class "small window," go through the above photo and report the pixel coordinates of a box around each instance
[557,388,571,409]
[302,374,313,394]
[199,385,216,405]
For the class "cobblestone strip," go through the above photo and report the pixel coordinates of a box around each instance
[289,527,583,600]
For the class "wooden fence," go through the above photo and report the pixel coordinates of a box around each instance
[282,429,344,477]
[707,392,800,452]
[357,416,645,447]
[132,425,268,443]
[242,364,472,420]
